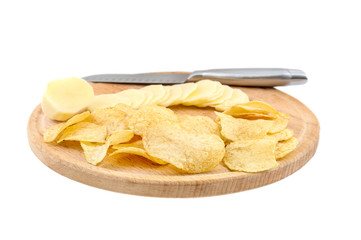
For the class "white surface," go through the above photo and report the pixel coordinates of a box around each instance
[1,1,360,239]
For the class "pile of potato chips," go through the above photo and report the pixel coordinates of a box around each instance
[43,84,298,174]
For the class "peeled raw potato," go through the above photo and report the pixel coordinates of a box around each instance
[87,94,131,112]
[41,77,94,121]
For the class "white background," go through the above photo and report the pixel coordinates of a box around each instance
[1,0,360,239]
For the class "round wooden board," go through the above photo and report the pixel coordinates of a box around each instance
[28,83,319,198]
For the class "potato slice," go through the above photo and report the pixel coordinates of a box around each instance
[182,80,219,106]
[41,77,94,121]
[117,89,146,108]
[87,94,132,112]
[139,85,167,105]
[214,89,249,111]
[170,83,197,106]
[158,86,182,106]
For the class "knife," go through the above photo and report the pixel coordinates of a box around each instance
[84,68,307,87]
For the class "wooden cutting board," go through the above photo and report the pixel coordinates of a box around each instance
[28,83,319,197]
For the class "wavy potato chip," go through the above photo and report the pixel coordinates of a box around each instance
[108,130,134,145]
[177,114,220,136]
[80,141,110,165]
[87,107,128,133]
[143,124,225,173]
[224,139,278,172]
[57,122,107,143]
[81,130,134,165]
[266,128,294,143]
[275,137,298,160]
[111,140,167,165]
[128,105,178,136]
[269,112,290,134]
[215,112,274,142]
[43,111,90,142]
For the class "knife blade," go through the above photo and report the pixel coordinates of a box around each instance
[84,68,307,87]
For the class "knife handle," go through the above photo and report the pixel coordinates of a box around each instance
[187,68,307,87]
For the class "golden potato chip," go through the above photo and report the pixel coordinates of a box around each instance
[224,139,278,172]
[215,112,274,142]
[43,111,90,142]
[87,107,128,133]
[111,140,167,165]
[57,122,107,143]
[143,124,225,173]
[128,105,178,136]
[113,103,135,115]
[275,137,298,160]
[269,112,290,134]
[80,141,110,165]
[177,114,220,136]
[223,103,275,116]
[266,128,294,143]
[108,130,134,145]
[80,130,134,165]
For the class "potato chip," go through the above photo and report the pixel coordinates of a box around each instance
[87,94,132,112]
[223,103,274,116]
[224,139,278,172]
[128,105,178,136]
[214,89,249,111]
[108,130,134,145]
[43,111,90,142]
[87,107,128,133]
[215,112,274,142]
[80,141,110,165]
[269,112,290,134]
[113,103,135,116]
[275,137,298,160]
[117,89,146,108]
[57,122,107,143]
[80,130,134,165]
[143,124,225,173]
[111,140,167,165]
[177,114,220,136]
[266,128,294,143]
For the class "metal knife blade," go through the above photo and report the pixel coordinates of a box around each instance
[84,68,307,87]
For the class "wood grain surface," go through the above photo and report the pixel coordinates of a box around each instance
[28,83,319,197]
